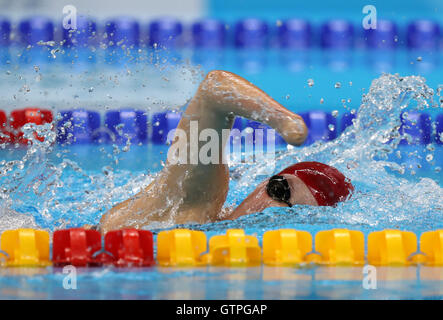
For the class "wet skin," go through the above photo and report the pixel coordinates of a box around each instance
[97,70,308,233]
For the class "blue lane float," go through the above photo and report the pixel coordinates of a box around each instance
[407,20,441,50]
[320,19,354,49]
[364,20,398,49]
[300,111,337,145]
[18,16,54,64]
[104,16,140,65]
[0,17,10,63]
[192,19,226,48]
[278,19,312,49]
[149,18,183,48]
[400,112,432,145]
[234,18,269,48]
[61,16,98,65]
[0,17,11,46]
[104,109,148,144]
[340,112,357,133]
[62,15,97,48]
[151,111,182,144]
[435,114,443,145]
[18,16,54,45]
[105,16,140,51]
[57,110,101,144]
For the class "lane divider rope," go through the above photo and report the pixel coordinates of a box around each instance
[0,228,442,268]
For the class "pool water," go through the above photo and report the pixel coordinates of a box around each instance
[1,266,443,299]
[1,78,443,299]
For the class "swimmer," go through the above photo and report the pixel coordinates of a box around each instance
[95,70,353,233]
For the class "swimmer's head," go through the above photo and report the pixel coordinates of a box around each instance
[227,161,353,220]
[228,169,318,220]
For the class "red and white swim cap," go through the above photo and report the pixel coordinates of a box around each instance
[277,161,354,206]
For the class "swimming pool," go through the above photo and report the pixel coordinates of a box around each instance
[0,12,443,300]
[0,136,442,300]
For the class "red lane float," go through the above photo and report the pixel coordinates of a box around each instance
[10,108,53,144]
[0,110,13,144]
[52,228,102,267]
[103,229,154,267]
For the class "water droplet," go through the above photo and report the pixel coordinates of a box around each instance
[328,124,335,131]
[426,154,433,162]
[50,48,60,59]
[334,82,341,89]
[417,56,422,62]
[332,110,339,118]
[307,79,314,87]
[320,98,324,104]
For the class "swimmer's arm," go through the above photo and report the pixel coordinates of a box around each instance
[185,70,308,146]
[96,70,308,231]
[165,71,308,219]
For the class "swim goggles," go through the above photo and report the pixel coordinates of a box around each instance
[266,175,292,207]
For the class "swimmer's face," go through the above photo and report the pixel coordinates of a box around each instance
[228,174,317,220]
